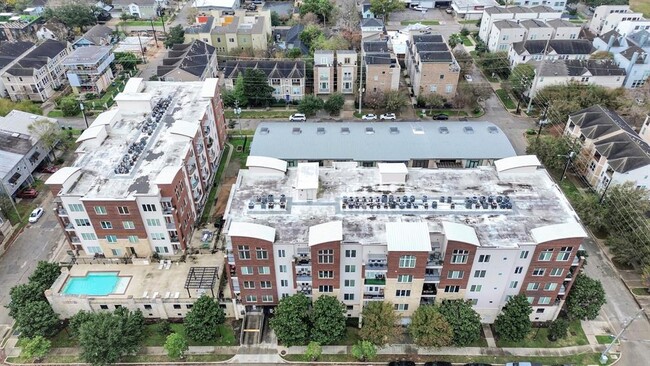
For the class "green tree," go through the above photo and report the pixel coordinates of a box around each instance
[27,119,61,150]
[297,94,324,116]
[311,295,346,344]
[571,193,607,233]
[369,0,403,21]
[299,0,334,24]
[164,24,185,48]
[566,273,606,320]
[478,52,511,79]
[409,305,453,347]
[453,82,492,109]
[351,340,377,361]
[164,333,189,359]
[222,74,248,108]
[68,311,94,338]
[460,28,470,36]
[305,341,322,361]
[44,2,97,32]
[448,33,462,48]
[21,336,51,362]
[114,52,139,70]
[242,68,275,107]
[422,93,445,114]
[382,90,408,112]
[7,283,46,319]
[269,293,311,346]
[438,300,482,346]
[78,309,144,365]
[299,24,323,49]
[184,295,226,342]
[29,261,61,292]
[535,84,625,124]
[323,93,345,116]
[508,63,535,98]
[548,318,569,341]
[359,301,399,346]
[14,301,59,338]
[494,294,532,342]
[287,48,303,59]
[271,10,281,26]
[312,34,350,52]
[453,49,473,76]
[157,319,172,336]
[525,135,572,171]
[59,96,80,117]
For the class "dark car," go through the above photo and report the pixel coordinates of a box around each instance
[389,362,415,366]
[458,117,468,121]
[38,165,59,174]
[433,114,449,120]
[464,363,493,366]
[425,362,453,366]
[16,188,39,199]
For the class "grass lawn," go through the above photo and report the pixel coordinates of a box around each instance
[495,320,588,348]
[495,89,516,109]
[339,327,361,346]
[47,110,64,118]
[142,323,237,347]
[199,144,229,225]
[49,328,78,347]
[83,81,126,109]
[460,35,473,46]
[597,335,616,345]
[458,19,477,24]
[401,20,440,26]
[421,109,469,117]
[224,109,295,119]
[631,0,650,17]
[119,20,166,26]
[230,137,252,167]
[631,287,650,296]
[122,354,234,362]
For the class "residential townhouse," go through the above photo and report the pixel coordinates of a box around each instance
[222,60,306,101]
[451,0,500,21]
[1,39,69,102]
[488,20,527,52]
[337,50,358,95]
[157,40,218,82]
[362,40,400,93]
[360,1,375,19]
[45,78,228,259]
[184,15,214,45]
[405,34,460,98]
[544,19,580,40]
[479,5,561,43]
[508,0,566,12]
[209,9,271,54]
[520,19,554,41]
[0,41,34,98]
[223,155,587,323]
[530,59,626,97]
[191,0,241,11]
[593,29,650,88]
[111,0,168,19]
[72,25,115,48]
[361,18,385,39]
[588,5,648,36]
[508,39,595,67]
[62,46,115,95]
[272,24,309,55]
[314,50,334,95]
[313,50,358,95]
[565,105,650,191]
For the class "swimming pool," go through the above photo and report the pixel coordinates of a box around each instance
[62,272,130,296]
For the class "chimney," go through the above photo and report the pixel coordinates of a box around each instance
[627,51,639,76]
[607,35,615,51]
[640,33,649,47]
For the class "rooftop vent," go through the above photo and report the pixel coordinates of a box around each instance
[260,127,270,135]
[488,126,499,134]
[292,127,302,135]
[341,127,350,134]
[389,126,399,134]
[317,127,326,135]
[438,126,449,134]
[463,126,474,134]
[413,127,424,135]
[365,127,375,134]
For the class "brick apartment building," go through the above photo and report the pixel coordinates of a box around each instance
[405,34,460,98]
[223,155,587,323]
[46,78,227,259]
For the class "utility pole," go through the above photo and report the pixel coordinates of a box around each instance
[600,308,645,364]
[150,18,159,47]
[535,103,550,143]
[79,102,89,128]
[599,177,613,204]
[137,32,146,63]
[527,35,553,113]
[560,151,576,182]
[357,54,364,115]
[0,182,21,222]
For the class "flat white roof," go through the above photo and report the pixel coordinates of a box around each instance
[442,221,480,246]
[531,222,587,244]
[309,221,343,246]
[169,120,198,139]
[295,162,319,190]
[114,92,152,102]
[386,222,431,252]
[200,78,219,99]
[378,163,408,174]
[228,221,276,242]
[90,108,119,127]
[76,125,105,143]
[192,0,237,7]
[155,166,181,185]
[46,167,80,186]
[122,78,143,93]
[246,156,287,172]
[494,155,541,173]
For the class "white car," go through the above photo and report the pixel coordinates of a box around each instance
[289,113,306,122]
[464,74,473,82]
[380,113,396,120]
[361,114,377,120]
[413,6,427,11]
[28,207,44,223]
[445,8,453,14]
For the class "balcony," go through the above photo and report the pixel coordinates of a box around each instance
[57,207,68,216]
[70,236,80,243]
[558,285,566,295]
[296,268,312,281]
[424,271,441,282]
[166,221,176,230]
[365,261,387,270]
[295,255,311,265]
[188,164,197,175]
[364,277,385,286]
[162,207,173,215]
[422,283,437,296]
[64,222,75,231]
[363,293,384,300]
[227,253,235,264]
[191,178,199,189]
[170,236,180,243]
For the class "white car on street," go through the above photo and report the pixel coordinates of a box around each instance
[361,114,377,120]
[412,6,427,11]
[289,113,306,122]
[380,113,396,120]
[464,74,473,82]
[28,207,44,223]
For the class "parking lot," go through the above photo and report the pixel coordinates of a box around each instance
[262,1,294,16]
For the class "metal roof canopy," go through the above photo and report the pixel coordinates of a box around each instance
[184,266,219,297]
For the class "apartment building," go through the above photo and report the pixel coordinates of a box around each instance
[1,39,69,102]
[508,39,595,67]
[406,34,460,98]
[62,46,115,95]
[222,60,306,101]
[529,59,626,97]
[451,0,500,20]
[45,78,227,259]
[479,5,561,43]
[72,25,114,48]
[508,0,566,12]
[588,5,648,36]
[593,30,650,88]
[361,18,385,39]
[545,19,580,40]
[313,50,358,95]
[223,156,587,323]
[337,50,358,95]
[488,20,527,51]
[184,15,214,44]
[209,9,271,54]
[520,19,554,40]
[0,41,34,97]
[362,40,400,93]
[157,40,218,82]
[565,105,650,191]
[314,50,334,95]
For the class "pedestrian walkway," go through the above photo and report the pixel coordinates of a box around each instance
[482,324,497,347]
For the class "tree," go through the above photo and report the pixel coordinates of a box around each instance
[27,120,61,151]
[422,93,445,114]
[409,305,453,347]
[44,2,97,32]
[29,262,61,292]
[535,84,625,125]
[68,311,94,339]
[222,74,248,108]
[508,63,535,98]
[570,193,607,233]
[383,90,408,112]
[312,34,350,52]
[460,28,470,36]
[269,293,311,346]
[114,52,139,71]
[299,0,334,24]
[494,294,532,342]
[21,336,51,362]
[453,82,492,110]
[164,24,185,48]
[184,295,226,342]
[242,68,275,107]
[566,273,606,320]
[363,90,385,110]
[591,50,614,59]
[14,301,59,338]
[310,295,346,344]
[525,135,572,171]
[299,24,323,49]
[323,93,345,116]
[164,333,189,359]
[7,283,46,319]
[297,95,324,116]
[287,48,303,59]
[59,96,81,117]
[186,7,198,24]
[438,300,482,347]
[453,50,473,76]
[351,340,377,361]
[478,52,511,79]
[548,318,569,341]
[369,0,403,21]
[271,10,281,26]
[305,341,322,361]
[360,301,399,346]
[339,1,360,29]
[78,309,144,365]
[448,34,462,48]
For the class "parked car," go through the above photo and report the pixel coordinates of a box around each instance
[389,362,415,366]
[246,3,257,10]
[464,74,473,82]
[28,207,44,223]
[445,8,453,14]
[425,362,453,366]
[433,114,449,120]
[380,113,396,120]
[361,113,377,120]
[458,117,468,121]
[16,188,39,199]
[38,165,59,174]
[289,113,306,122]
[412,5,427,11]
[506,363,542,366]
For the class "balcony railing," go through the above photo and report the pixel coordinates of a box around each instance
[70,236,80,243]
[424,274,441,282]
[162,207,173,215]
[64,222,75,230]
[57,208,68,216]
[166,221,176,230]
[558,285,566,295]
[363,294,385,300]
[364,278,385,286]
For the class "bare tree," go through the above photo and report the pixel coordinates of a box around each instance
[338,1,360,30]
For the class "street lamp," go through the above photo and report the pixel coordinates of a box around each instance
[600,308,644,364]
[79,103,89,128]
[234,100,247,150]
[559,151,576,182]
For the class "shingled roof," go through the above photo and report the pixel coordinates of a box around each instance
[6,39,67,76]
[157,40,216,79]
[512,39,595,55]
[0,41,34,70]
[224,60,305,79]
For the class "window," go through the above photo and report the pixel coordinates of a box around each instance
[243,281,255,289]
[260,281,272,289]
[318,270,334,278]
[280,279,288,287]
[318,285,333,292]
[445,84,453,93]
[344,293,355,300]
[81,233,97,240]
[99,221,113,229]
[394,304,409,311]
[445,285,460,293]
[256,248,268,260]
[111,248,121,256]
[474,270,486,278]
[128,235,139,243]
[238,245,250,259]
[520,250,529,259]
[75,219,90,226]
[345,249,356,258]
[478,254,491,263]
[515,266,523,274]
[118,206,130,215]
[100,305,109,310]
[429,85,438,92]
[318,249,334,264]
[550,268,563,277]
[144,304,152,310]
[173,304,181,309]
[527,297,535,304]
[439,74,445,80]
[399,255,416,268]
[395,290,411,297]
[509,281,519,288]
[262,295,273,303]
[151,233,165,240]
[451,249,469,264]
[146,219,161,226]
[279,265,287,273]
[344,265,356,273]
[155,246,169,253]
[94,206,107,215]
[538,249,553,261]
[344,279,355,287]
[245,295,257,302]
[258,266,271,275]
[106,235,117,243]
[527,282,540,291]
[122,221,135,229]
[557,246,573,261]
[468,298,478,305]
[532,268,545,276]
[69,204,84,212]
[397,275,413,283]
[87,246,102,253]
[142,204,157,212]
[447,270,464,279]
[538,296,551,305]
[186,304,193,309]
[470,284,482,292]
[544,283,557,291]
[277,249,286,257]
[241,266,254,275]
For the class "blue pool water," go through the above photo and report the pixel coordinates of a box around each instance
[62,272,121,296]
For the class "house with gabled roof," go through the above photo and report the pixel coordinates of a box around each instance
[73,24,115,48]
[157,40,217,81]
[593,29,650,88]
[508,39,595,67]
[222,60,305,101]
